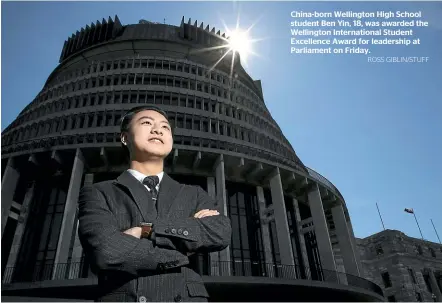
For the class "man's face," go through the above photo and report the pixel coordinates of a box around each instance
[122,110,173,160]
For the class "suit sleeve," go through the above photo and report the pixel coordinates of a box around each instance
[78,185,189,276]
[153,186,232,253]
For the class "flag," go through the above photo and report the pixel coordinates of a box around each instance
[404,208,414,214]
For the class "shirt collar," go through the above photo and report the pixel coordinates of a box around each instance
[127,169,164,186]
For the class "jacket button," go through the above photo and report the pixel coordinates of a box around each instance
[171,228,177,234]
[174,295,182,302]
[139,296,147,302]
[183,230,189,236]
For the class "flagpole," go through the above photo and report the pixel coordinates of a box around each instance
[431,219,441,244]
[376,202,386,231]
[413,212,424,240]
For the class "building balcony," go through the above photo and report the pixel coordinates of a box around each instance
[2,260,384,301]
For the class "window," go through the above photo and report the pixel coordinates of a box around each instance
[188,96,194,108]
[176,114,184,128]
[416,244,423,255]
[96,112,103,127]
[185,117,192,129]
[381,272,392,288]
[179,95,186,107]
[193,119,200,131]
[210,121,216,134]
[202,119,209,132]
[196,98,202,110]
[226,181,265,276]
[408,268,416,284]
[387,295,396,302]
[423,273,432,292]
[106,114,113,127]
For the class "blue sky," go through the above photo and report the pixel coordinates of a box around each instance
[2,1,441,242]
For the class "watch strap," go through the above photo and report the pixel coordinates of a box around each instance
[140,223,153,239]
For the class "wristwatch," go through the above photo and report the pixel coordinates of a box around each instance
[140,222,153,239]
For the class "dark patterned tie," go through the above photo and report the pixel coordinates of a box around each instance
[143,175,159,201]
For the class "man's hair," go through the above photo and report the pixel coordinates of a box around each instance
[120,105,171,133]
[119,105,174,159]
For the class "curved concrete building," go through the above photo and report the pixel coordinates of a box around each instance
[1,16,383,301]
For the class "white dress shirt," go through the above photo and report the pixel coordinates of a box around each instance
[127,169,164,193]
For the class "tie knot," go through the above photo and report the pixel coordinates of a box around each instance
[143,175,159,190]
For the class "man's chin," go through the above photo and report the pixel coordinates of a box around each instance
[141,148,171,159]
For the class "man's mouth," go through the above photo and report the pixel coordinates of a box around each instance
[148,138,163,144]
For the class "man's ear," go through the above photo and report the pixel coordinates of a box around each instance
[121,132,128,145]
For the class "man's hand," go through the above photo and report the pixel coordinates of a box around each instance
[194,209,219,219]
[123,227,142,238]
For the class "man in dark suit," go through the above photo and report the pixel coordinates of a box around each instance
[78,105,232,302]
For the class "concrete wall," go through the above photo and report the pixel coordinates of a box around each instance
[357,229,442,302]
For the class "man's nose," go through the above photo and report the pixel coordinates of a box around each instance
[151,126,162,135]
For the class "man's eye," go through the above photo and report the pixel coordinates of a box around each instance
[141,121,151,125]
[162,126,170,130]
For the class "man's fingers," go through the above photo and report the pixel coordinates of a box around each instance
[194,209,209,218]
[194,209,210,218]
[195,210,219,218]
[198,210,218,219]
[123,227,141,238]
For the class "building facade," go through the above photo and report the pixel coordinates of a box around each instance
[1,16,383,301]
[357,230,442,302]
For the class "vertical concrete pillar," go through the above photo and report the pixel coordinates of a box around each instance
[257,186,275,277]
[347,216,363,275]
[53,149,84,279]
[214,155,230,276]
[3,181,35,283]
[207,177,220,276]
[68,173,94,279]
[429,270,442,301]
[292,198,310,278]
[331,204,360,276]
[438,274,442,297]
[1,158,20,237]
[269,168,295,267]
[308,183,337,273]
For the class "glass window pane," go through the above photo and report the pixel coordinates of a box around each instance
[48,214,63,250]
[240,215,249,249]
[48,189,58,206]
[57,189,67,206]
[39,214,52,250]
[231,215,241,249]
[237,192,244,207]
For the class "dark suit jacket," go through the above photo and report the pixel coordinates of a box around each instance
[78,171,232,302]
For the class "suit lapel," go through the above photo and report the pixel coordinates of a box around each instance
[157,173,183,217]
[115,171,156,221]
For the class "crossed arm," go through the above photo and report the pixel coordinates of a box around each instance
[124,209,219,238]
[78,185,231,276]
[123,209,219,256]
